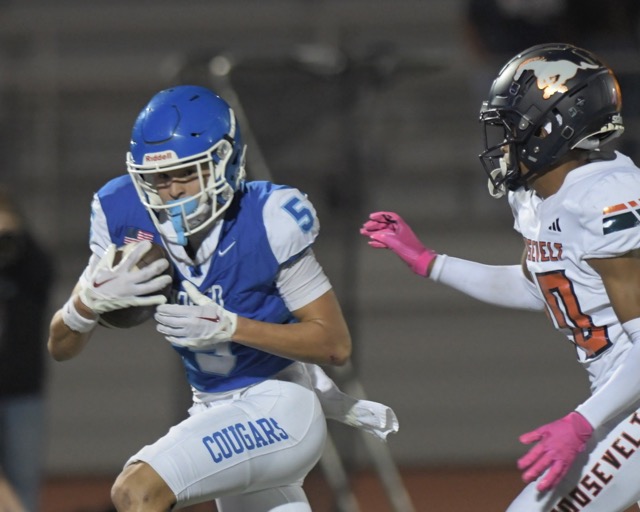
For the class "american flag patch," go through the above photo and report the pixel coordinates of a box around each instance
[123,227,155,245]
[602,200,640,235]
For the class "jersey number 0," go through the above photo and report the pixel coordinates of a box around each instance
[536,270,612,357]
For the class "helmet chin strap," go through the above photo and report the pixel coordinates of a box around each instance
[488,157,509,199]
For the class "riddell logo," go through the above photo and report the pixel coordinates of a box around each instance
[144,151,177,162]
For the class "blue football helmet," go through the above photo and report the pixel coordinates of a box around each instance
[479,43,623,197]
[126,85,246,245]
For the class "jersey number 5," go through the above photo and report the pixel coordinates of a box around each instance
[535,270,612,357]
[282,197,314,233]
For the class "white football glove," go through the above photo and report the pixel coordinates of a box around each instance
[79,240,172,315]
[155,281,238,349]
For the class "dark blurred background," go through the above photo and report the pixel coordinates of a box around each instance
[1,0,639,510]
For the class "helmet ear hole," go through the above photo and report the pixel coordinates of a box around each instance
[534,125,548,138]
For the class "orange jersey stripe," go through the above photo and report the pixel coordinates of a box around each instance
[603,200,640,215]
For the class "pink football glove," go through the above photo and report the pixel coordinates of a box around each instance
[360,211,437,277]
[517,411,593,492]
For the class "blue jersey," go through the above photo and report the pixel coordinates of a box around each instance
[92,175,321,393]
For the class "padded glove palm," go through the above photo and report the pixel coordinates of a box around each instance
[80,241,172,315]
[155,281,238,349]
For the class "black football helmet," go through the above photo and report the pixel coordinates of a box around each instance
[479,43,624,197]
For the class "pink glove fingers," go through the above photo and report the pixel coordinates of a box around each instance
[360,211,437,277]
[518,429,543,446]
[521,451,552,483]
[516,412,593,492]
[369,211,399,222]
[517,431,545,469]
[538,461,568,492]
[361,220,389,233]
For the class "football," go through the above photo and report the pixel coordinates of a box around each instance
[98,242,174,329]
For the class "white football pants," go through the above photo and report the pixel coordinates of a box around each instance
[125,362,327,511]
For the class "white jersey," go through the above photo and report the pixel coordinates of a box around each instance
[505,152,640,512]
[509,152,640,393]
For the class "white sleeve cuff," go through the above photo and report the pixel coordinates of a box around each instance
[276,249,331,311]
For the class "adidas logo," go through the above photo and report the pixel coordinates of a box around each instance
[548,218,561,232]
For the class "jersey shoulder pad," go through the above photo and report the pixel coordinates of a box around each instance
[94,174,160,247]
[252,182,319,265]
[98,174,136,199]
[567,163,640,258]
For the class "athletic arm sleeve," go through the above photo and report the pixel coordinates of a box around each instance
[264,187,331,310]
[276,249,332,311]
[429,254,546,311]
[576,317,640,429]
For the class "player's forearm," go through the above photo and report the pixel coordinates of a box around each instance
[232,316,352,366]
[576,317,640,429]
[430,255,546,311]
[47,295,97,361]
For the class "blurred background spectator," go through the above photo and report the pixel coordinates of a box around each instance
[0,186,54,511]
